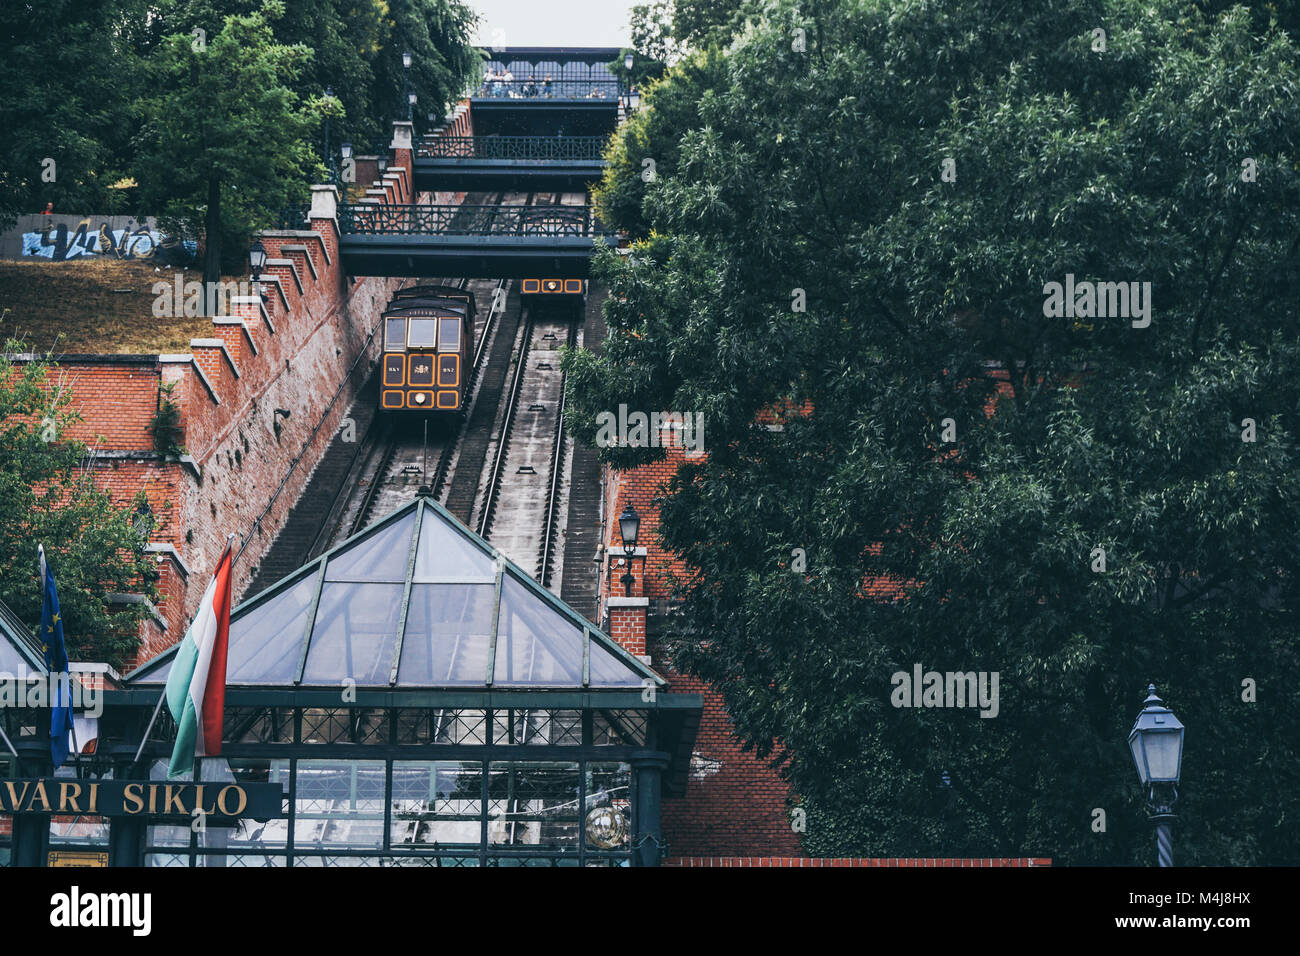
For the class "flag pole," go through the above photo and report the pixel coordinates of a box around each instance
[132,689,167,764]
[131,532,237,766]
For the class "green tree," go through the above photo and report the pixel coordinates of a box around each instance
[134,2,321,286]
[568,0,1300,864]
[0,344,160,668]
[0,0,150,229]
[376,0,481,136]
[670,0,756,49]
[594,48,729,241]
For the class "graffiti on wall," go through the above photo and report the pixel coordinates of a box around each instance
[22,219,196,264]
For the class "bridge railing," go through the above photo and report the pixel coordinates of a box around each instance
[474,79,620,100]
[338,203,613,238]
[417,136,608,161]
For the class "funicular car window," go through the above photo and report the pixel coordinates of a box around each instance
[408,318,437,348]
[438,318,461,351]
[385,317,406,350]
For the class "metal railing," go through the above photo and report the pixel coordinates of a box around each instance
[274,204,311,230]
[474,79,620,100]
[338,203,608,237]
[417,136,607,161]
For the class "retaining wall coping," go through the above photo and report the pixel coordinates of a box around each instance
[189,338,240,379]
[144,542,191,578]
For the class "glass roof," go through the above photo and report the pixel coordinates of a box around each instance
[0,599,45,674]
[129,497,658,691]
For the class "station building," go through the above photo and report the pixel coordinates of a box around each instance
[0,496,701,867]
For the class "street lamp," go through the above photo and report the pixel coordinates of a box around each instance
[408,91,417,121]
[323,86,336,182]
[248,240,267,280]
[1129,684,1185,867]
[622,52,635,110]
[377,154,388,175]
[618,504,640,597]
[401,50,412,120]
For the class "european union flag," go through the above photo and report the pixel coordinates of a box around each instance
[39,545,74,767]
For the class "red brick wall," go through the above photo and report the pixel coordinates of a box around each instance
[607,605,646,655]
[21,362,159,449]
[598,430,806,859]
[3,130,470,671]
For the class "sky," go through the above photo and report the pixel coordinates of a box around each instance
[467,0,638,48]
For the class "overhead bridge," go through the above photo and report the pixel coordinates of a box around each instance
[414,136,608,192]
[337,202,616,279]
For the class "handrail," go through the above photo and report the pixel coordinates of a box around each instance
[338,203,609,237]
[417,136,607,161]
[474,79,619,100]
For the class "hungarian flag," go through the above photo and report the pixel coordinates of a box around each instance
[165,537,234,779]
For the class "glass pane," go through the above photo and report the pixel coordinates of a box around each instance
[493,575,584,686]
[50,765,110,848]
[384,316,406,350]
[325,511,416,582]
[397,584,495,686]
[0,635,30,673]
[1145,731,1183,782]
[438,317,461,351]
[133,652,172,683]
[413,513,495,581]
[390,761,482,849]
[146,759,191,848]
[587,638,648,687]
[584,763,633,850]
[199,758,289,850]
[198,853,284,867]
[396,708,488,744]
[493,709,582,745]
[302,582,403,686]
[294,760,386,851]
[487,762,580,848]
[227,573,318,684]
[408,317,437,347]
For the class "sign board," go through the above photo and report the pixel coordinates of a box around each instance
[0,779,283,820]
[47,850,109,867]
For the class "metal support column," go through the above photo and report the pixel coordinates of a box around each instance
[631,753,668,868]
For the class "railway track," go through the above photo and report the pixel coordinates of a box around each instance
[314,271,507,552]
[310,190,589,592]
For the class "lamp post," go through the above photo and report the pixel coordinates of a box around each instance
[249,239,268,305]
[401,50,412,120]
[323,86,336,182]
[340,141,352,190]
[1128,684,1185,867]
[618,504,640,597]
[408,91,417,122]
[248,240,266,281]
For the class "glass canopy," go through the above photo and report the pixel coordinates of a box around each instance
[0,600,45,675]
[130,496,658,691]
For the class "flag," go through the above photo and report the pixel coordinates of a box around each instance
[164,537,234,779]
[39,545,74,767]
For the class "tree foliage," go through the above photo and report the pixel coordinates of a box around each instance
[0,0,480,244]
[0,345,161,668]
[134,3,320,284]
[568,0,1300,864]
[0,0,152,229]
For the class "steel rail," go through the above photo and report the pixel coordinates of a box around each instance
[475,311,533,540]
[537,321,577,588]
